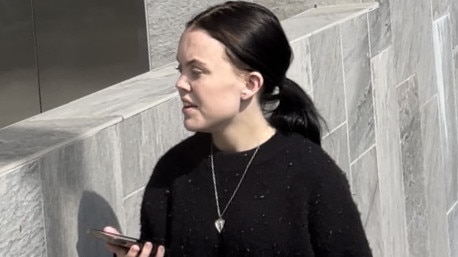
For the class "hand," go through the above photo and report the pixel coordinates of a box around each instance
[103,226,165,257]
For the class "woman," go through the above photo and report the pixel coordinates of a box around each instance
[106,1,373,256]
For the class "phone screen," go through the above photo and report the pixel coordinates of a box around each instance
[88,229,159,256]
[88,229,144,248]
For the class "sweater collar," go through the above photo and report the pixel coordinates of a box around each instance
[209,131,293,170]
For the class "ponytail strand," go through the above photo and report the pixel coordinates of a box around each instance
[267,78,324,145]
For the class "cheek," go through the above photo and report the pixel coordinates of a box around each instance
[191,72,245,117]
[182,93,240,132]
[204,93,241,116]
[196,81,242,110]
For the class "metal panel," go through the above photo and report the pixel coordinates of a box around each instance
[34,0,149,111]
[0,0,41,128]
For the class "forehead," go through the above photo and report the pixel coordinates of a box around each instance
[176,29,228,63]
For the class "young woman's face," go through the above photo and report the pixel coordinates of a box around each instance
[176,29,246,132]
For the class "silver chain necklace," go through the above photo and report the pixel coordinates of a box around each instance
[210,143,260,233]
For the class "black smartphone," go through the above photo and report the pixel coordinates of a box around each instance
[88,229,158,255]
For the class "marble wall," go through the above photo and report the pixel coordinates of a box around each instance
[367,0,458,256]
[0,162,47,257]
[1,1,458,257]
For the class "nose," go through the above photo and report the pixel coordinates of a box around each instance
[175,74,191,92]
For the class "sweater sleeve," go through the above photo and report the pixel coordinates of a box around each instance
[307,150,373,257]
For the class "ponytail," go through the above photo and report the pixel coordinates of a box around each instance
[267,78,324,145]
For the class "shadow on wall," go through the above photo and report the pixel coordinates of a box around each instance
[77,191,120,257]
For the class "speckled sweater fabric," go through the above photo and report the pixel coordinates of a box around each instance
[140,132,372,257]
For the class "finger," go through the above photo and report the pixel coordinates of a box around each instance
[125,244,141,257]
[103,226,120,234]
[138,242,153,257]
[155,246,165,257]
[105,242,128,256]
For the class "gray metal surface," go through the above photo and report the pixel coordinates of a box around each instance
[0,0,41,128]
[34,0,149,111]
[0,0,149,128]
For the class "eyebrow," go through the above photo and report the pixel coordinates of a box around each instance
[176,58,208,68]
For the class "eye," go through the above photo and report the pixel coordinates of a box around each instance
[191,67,202,75]
[190,67,203,79]
[175,65,182,73]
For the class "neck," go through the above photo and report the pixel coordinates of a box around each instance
[211,114,276,152]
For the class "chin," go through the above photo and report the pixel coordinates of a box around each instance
[183,120,213,133]
[183,121,203,132]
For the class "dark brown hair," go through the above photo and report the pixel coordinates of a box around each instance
[187,1,324,145]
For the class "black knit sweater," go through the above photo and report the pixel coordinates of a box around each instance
[140,132,372,257]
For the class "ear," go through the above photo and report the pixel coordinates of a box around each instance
[241,71,264,100]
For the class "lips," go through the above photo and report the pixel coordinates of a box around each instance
[181,97,195,105]
[181,99,198,112]
[183,102,197,108]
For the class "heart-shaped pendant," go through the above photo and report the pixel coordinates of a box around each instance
[215,218,225,233]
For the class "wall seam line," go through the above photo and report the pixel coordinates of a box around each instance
[339,24,353,184]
